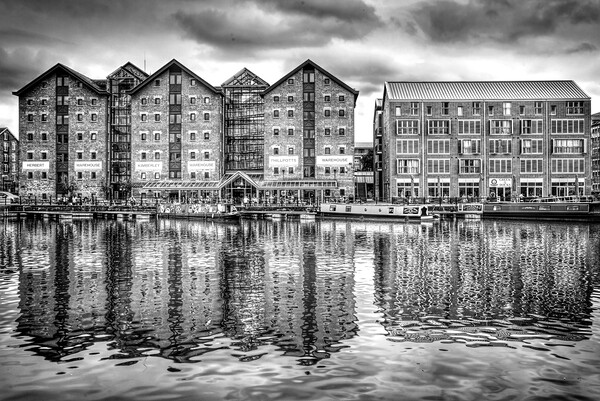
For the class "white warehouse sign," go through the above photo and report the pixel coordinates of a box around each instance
[135,162,163,172]
[316,155,353,166]
[22,161,49,170]
[188,161,215,171]
[270,156,298,167]
[74,161,103,171]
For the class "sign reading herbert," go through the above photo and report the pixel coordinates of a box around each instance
[74,161,103,171]
[489,177,512,188]
[316,155,353,166]
[188,161,215,171]
[269,156,298,167]
[22,161,50,170]
[135,162,163,172]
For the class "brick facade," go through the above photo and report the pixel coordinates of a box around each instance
[263,60,358,199]
[14,59,358,202]
[0,128,19,193]
[16,67,109,201]
[379,82,592,201]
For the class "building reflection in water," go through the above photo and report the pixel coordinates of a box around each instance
[373,220,598,345]
[7,218,599,363]
[11,218,358,364]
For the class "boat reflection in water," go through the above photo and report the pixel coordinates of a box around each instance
[2,218,599,400]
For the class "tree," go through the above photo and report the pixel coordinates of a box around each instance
[359,149,374,171]
[58,176,79,197]
[117,179,132,199]
[98,178,112,200]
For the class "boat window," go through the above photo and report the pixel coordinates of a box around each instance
[329,205,336,211]
[346,206,352,212]
[389,207,394,214]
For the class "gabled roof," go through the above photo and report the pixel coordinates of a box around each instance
[221,67,269,88]
[384,81,590,101]
[13,63,109,96]
[108,62,148,80]
[218,171,260,190]
[262,59,359,105]
[0,128,17,142]
[121,61,150,78]
[128,59,220,95]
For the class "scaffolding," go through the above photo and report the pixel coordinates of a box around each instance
[107,64,147,199]
[222,69,269,173]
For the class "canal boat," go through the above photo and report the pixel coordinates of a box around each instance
[318,202,483,221]
[319,203,433,221]
[482,199,600,221]
[157,203,240,220]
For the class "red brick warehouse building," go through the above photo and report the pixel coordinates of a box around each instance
[14,59,358,203]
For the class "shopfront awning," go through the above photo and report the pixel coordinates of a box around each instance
[257,180,337,190]
[354,176,374,184]
[140,174,338,192]
[142,180,220,190]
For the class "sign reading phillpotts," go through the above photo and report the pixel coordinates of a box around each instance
[269,156,299,167]
[135,162,163,172]
[188,161,215,171]
[316,155,353,166]
[22,161,50,170]
[74,161,102,171]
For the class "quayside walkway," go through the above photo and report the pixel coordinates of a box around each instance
[0,204,156,221]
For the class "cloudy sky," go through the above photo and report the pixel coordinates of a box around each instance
[1,0,598,142]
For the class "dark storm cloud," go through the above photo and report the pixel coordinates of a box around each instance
[0,29,73,46]
[566,42,598,54]
[408,0,600,44]
[172,0,381,54]
[325,60,399,97]
[0,0,117,18]
[281,55,400,98]
[254,0,379,24]
[0,47,54,95]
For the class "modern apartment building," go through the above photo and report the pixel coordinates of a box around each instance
[373,99,384,201]
[592,112,600,194]
[14,59,358,202]
[375,81,591,201]
[0,127,19,193]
